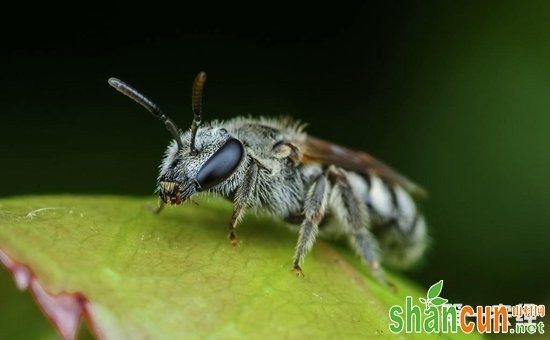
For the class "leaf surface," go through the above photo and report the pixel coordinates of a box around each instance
[0,195,478,339]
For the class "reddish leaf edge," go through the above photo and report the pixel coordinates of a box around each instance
[0,249,103,340]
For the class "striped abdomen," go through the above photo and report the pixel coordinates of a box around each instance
[346,172,428,268]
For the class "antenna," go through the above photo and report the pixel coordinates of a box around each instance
[108,77,184,149]
[190,72,207,154]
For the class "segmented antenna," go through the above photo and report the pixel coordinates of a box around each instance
[190,72,207,154]
[108,78,184,149]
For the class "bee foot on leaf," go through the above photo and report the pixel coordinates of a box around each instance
[228,231,238,247]
[387,281,398,293]
[292,265,304,277]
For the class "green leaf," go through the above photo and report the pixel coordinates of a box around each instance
[418,297,426,304]
[431,297,449,306]
[427,280,444,299]
[0,195,477,339]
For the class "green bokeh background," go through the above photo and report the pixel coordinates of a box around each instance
[2,2,549,337]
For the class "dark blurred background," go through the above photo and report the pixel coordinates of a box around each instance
[2,1,549,334]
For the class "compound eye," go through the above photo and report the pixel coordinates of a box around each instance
[196,138,244,190]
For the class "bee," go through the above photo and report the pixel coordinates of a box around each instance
[108,72,428,287]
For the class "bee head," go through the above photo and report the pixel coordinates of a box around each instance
[109,72,245,206]
[158,127,244,205]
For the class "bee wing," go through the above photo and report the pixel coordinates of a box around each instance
[299,136,428,198]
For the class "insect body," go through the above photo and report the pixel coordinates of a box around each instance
[108,73,428,286]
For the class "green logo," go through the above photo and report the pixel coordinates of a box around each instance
[389,280,458,334]
[389,280,545,334]
[419,279,448,311]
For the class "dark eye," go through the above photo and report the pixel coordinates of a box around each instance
[196,138,244,190]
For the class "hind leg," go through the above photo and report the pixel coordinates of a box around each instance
[328,167,393,288]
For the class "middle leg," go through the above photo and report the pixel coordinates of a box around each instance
[292,172,330,276]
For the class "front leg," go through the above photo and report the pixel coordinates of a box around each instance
[146,199,165,214]
[228,160,259,246]
[292,172,329,276]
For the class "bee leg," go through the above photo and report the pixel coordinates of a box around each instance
[292,173,329,277]
[146,199,165,214]
[228,161,259,246]
[328,167,395,290]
